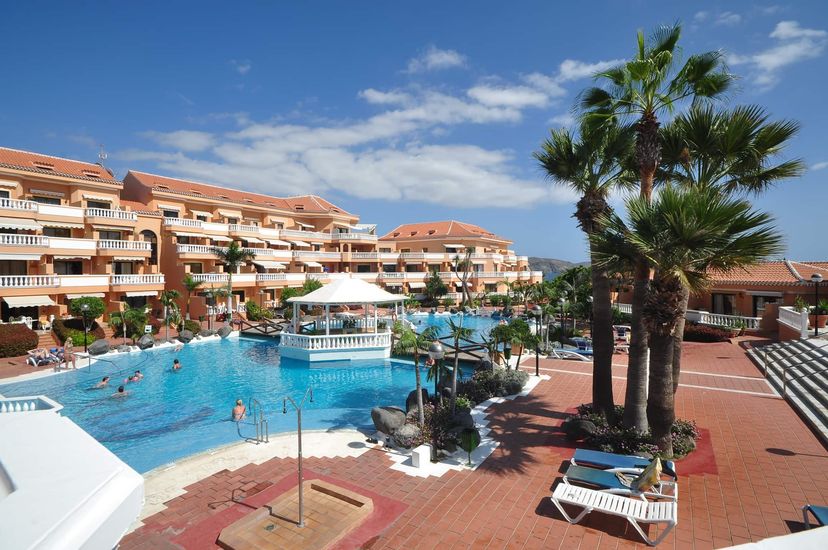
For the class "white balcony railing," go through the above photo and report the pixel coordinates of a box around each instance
[228,224,260,233]
[84,208,138,222]
[177,244,220,255]
[0,234,48,247]
[244,248,293,260]
[400,252,446,261]
[381,272,406,279]
[190,273,229,283]
[201,221,230,233]
[110,274,165,285]
[616,303,633,314]
[352,252,379,260]
[293,251,342,261]
[694,311,761,330]
[97,240,151,251]
[307,273,328,281]
[332,232,377,241]
[256,273,287,282]
[163,217,203,228]
[280,229,331,241]
[280,331,391,351]
[0,198,38,211]
[779,306,809,338]
[0,275,59,288]
[47,237,96,252]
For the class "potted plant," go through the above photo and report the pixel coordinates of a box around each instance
[732,319,747,337]
[809,299,828,329]
[793,295,808,313]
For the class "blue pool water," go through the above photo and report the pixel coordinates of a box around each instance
[0,314,498,473]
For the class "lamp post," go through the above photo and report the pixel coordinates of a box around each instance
[812,273,823,337]
[587,295,594,337]
[81,303,90,353]
[558,298,566,345]
[283,386,314,528]
[532,305,542,376]
[427,340,444,461]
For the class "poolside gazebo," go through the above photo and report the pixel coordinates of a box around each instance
[280,277,404,361]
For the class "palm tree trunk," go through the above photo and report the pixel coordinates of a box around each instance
[590,251,615,419]
[647,328,675,456]
[623,259,650,432]
[450,337,460,414]
[414,349,425,425]
[671,285,690,394]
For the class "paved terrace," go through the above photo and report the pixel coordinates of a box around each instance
[11,337,827,549]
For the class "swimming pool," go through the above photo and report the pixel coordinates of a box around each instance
[0,314,498,473]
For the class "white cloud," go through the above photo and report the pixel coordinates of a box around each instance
[556,58,622,81]
[467,85,550,108]
[729,20,827,89]
[358,88,412,106]
[141,130,216,152]
[522,72,567,97]
[230,59,252,75]
[759,5,782,15]
[715,12,742,26]
[694,11,709,22]
[406,46,467,73]
[811,161,828,171]
[547,113,575,127]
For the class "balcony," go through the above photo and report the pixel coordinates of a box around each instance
[0,198,38,213]
[280,228,331,242]
[0,234,49,247]
[46,237,97,255]
[380,272,406,279]
[190,273,229,284]
[257,273,307,286]
[96,240,151,257]
[188,272,257,286]
[163,217,203,229]
[228,223,260,235]
[243,247,293,261]
[177,244,220,257]
[110,274,165,286]
[0,275,59,288]
[400,252,446,261]
[293,251,342,261]
[84,208,138,225]
[332,232,377,242]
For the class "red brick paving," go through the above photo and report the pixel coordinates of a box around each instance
[120,339,828,549]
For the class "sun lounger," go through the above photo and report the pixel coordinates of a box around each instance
[571,449,677,479]
[562,464,677,500]
[802,504,828,529]
[551,483,677,546]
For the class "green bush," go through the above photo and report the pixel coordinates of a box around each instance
[245,301,273,322]
[53,317,105,345]
[457,368,529,405]
[611,307,632,325]
[441,298,455,308]
[0,323,39,358]
[69,296,106,320]
[455,395,472,412]
[683,323,731,342]
[420,402,458,451]
[179,319,202,334]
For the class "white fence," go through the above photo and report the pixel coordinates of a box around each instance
[280,331,391,351]
[694,310,762,330]
[97,240,151,251]
[778,305,809,338]
[0,234,48,246]
[85,208,137,222]
[0,275,59,288]
[110,274,165,285]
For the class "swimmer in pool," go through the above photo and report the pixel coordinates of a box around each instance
[172,359,181,371]
[232,399,246,421]
[95,376,110,389]
[133,370,143,380]
[112,385,128,397]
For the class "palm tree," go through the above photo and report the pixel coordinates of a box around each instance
[592,185,782,454]
[212,241,255,323]
[393,323,439,425]
[580,23,734,431]
[488,323,513,368]
[159,289,180,340]
[536,122,635,419]
[182,273,204,321]
[658,104,804,393]
[446,318,473,413]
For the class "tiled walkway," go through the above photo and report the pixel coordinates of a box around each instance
[120,339,828,549]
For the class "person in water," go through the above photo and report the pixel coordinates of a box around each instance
[133,370,143,380]
[112,385,128,397]
[172,359,181,371]
[95,376,110,389]
[125,371,141,384]
[232,399,246,421]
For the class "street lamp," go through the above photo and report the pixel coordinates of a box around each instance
[427,340,444,461]
[812,273,823,337]
[80,303,90,353]
[558,298,566,345]
[587,295,594,337]
[283,386,314,528]
[532,305,542,376]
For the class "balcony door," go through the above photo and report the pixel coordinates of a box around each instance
[711,293,735,316]
[753,295,778,317]
[114,261,134,275]
[54,261,83,275]
[87,200,111,210]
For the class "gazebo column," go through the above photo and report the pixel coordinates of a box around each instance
[293,302,299,333]
[373,304,378,334]
[325,304,330,336]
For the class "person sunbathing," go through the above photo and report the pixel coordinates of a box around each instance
[27,348,57,367]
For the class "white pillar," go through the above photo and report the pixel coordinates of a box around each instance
[373,304,378,334]
[325,304,330,336]
[294,302,299,333]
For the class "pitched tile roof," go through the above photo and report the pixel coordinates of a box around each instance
[119,199,161,217]
[379,220,510,243]
[0,146,120,184]
[709,260,828,286]
[126,171,353,216]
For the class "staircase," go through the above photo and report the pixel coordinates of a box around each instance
[36,330,58,349]
[747,338,828,444]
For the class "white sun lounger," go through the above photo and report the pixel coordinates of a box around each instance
[550,483,677,546]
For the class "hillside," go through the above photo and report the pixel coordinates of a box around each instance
[528,257,589,280]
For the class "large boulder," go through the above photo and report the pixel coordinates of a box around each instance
[452,410,475,429]
[136,334,154,350]
[392,424,422,449]
[406,388,429,414]
[562,418,597,441]
[116,344,132,354]
[178,330,194,343]
[88,339,110,356]
[370,406,406,435]
[217,326,233,339]
[199,329,216,338]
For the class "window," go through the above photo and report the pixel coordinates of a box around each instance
[124,296,147,309]
[276,223,284,229]
[99,230,121,241]
[44,227,71,238]
[428,264,441,272]
[54,261,83,275]
[113,261,133,275]
[405,265,421,272]
[162,210,179,218]
[356,264,371,273]
[399,248,410,253]
[196,215,207,222]
[177,236,191,245]
[421,248,428,252]
[32,196,61,205]
[0,190,9,199]
[185,263,203,274]
[86,200,111,210]
[294,205,304,211]
[711,293,736,316]
[753,295,778,317]
[227,217,239,225]
[382,264,398,273]
[0,260,27,276]
[379,248,391,253]
[312,244,321,251]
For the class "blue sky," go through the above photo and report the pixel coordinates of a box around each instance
[1,1,826,262]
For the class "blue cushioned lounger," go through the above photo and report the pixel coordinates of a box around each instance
[563,464,677,500]
[802,504,828,529]
[571,449,677,479]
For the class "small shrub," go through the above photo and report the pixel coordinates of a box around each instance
[683,323,731,342]
[68,296,106,319]
[245,301,273,322]
[53,318,105,345]
[421,402,458,451]
[0,323,38,358]
[457,368,529,405]
[611,307,632,325]
[179,319,202,334]
[441,298,455,308]
[455,395,472,411]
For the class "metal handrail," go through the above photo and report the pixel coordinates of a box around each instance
[247,398,269,444]
[758,343,825,377]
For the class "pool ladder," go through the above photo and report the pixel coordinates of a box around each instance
[247,398,269,444]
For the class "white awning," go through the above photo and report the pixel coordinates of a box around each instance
[455,281,472,287]
[243,237,265,244]
[253,261,286,270]
[66,293,105,299]
[41,220,84,229]
[218,210,242,217]
[443,243,465,249]
[190,210,213,217]
[311,242,324,246]
[472,259,486,264]
[303,261,323,268]
[0,179,19,188]
[174,231,209,238]
[210,235,233,242]
[3,295,56,307]
[157,204,181,211]
[290,240,311,247]
[384,282,403,287]
[266,239,292,247]
[408,282,426,288]
[82,194,113,202]
[0,254,41,261]
[0,217,42,230]
[354,224,377,233]
[30,188,64,198]
[125,291,158,297]
[54,255,92,260]
[382,262,397,266]
[114,257,143,261]
[295,222,314,229]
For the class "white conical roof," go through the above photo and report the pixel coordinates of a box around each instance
[286,277,402,305]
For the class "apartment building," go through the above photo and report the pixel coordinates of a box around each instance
[0,147,542,325]
[0,148,164,325]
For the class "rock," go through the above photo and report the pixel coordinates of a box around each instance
[392,424,422,449]
[178,330,194,343]
[452,410,475,429]
[406,388,429,413]
[370,406,406,435]
[217,326,233,339]
[137,334,154,350]
[562,418,597,440]
[199,329,215,338]
[88,340,110,356]
[116,344,131,353]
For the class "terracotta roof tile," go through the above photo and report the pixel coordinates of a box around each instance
[127,171,353,216]
[0,146,120,184]
[379,220,510,242]
[119,199,161,217]
[708,260,828,286]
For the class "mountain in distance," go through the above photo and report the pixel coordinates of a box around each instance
[528,257,589,281]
